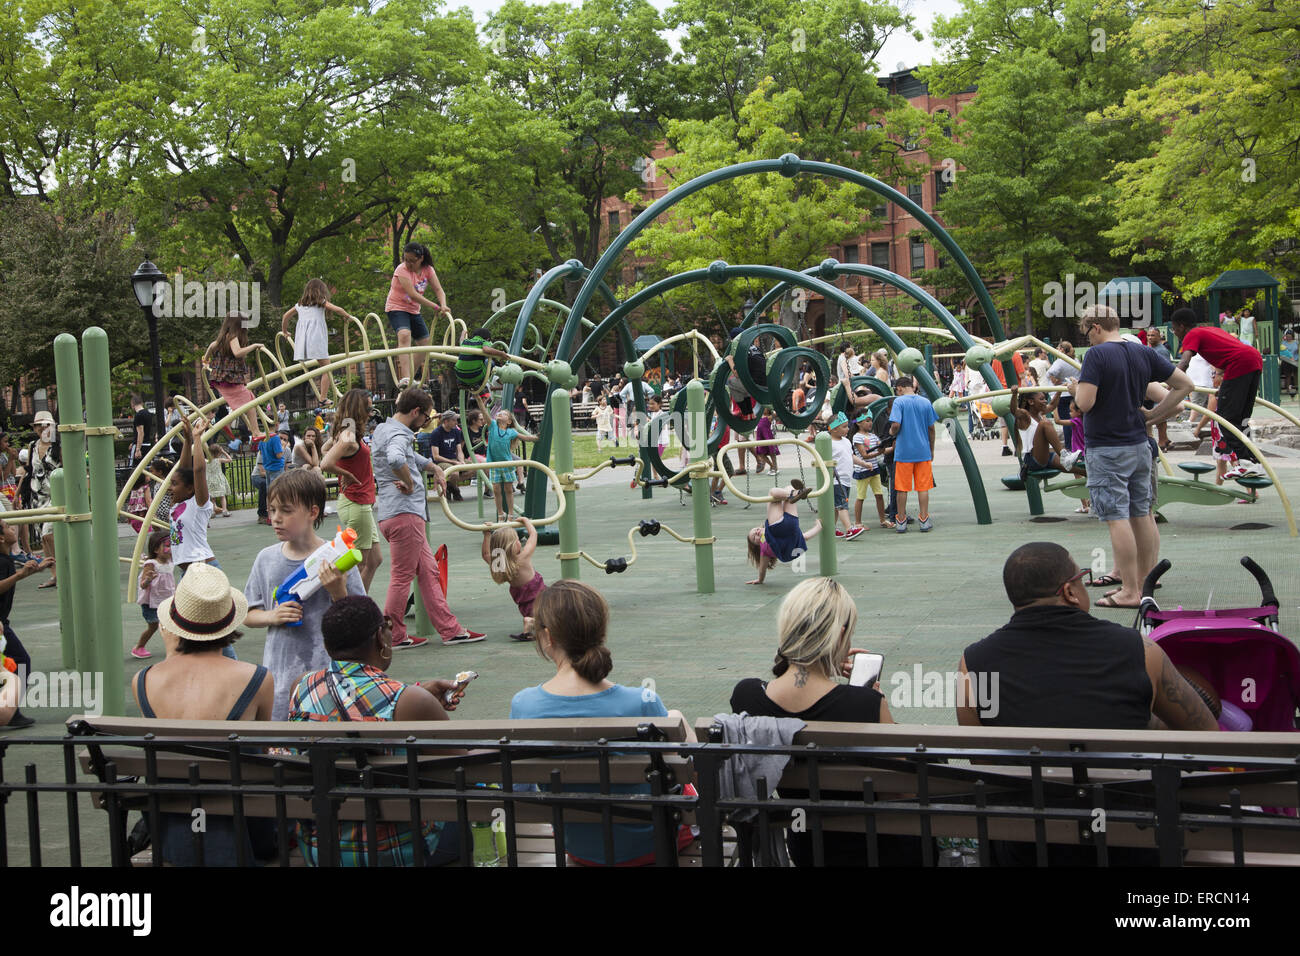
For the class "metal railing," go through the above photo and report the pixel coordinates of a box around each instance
[3,731,1298,868]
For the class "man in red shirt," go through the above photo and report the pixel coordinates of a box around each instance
[1171,308,1264,478]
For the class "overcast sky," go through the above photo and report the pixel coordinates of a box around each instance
[446,0,967,72]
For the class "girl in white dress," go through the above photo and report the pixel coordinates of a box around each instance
[282,278,355,403]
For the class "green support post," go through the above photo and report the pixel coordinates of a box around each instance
[686,381,714,594]
[552,388,579,581]
[814,431,837,576]
[82,328,125,714]
[49,470,75,669]
[53,334,96,676]
[923,343,934,379]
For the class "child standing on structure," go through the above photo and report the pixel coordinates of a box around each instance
[486,409,537,523]
[282,278,355,403]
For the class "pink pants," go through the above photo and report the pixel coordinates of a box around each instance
[213,381,258,420]
[379,513,461,640]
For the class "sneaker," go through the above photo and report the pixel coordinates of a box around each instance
[392,636,430,650]
[257,516,272,525]
[509,632,534,642]
[846,526,865,540]
[443,631,486,646]
[895,517,909,533]
[130,647,152,660]
[835,529,847,538]
[918,516,933,532]
[1058,449,1081,471]
[788,479,810,503]
[1222,463,1248,480]
[1241,461,1266,477]
[3,713,35,730]
[396,377,411,389]
[1001,446,1013,456]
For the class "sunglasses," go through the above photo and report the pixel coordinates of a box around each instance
[1056,568,1087,596]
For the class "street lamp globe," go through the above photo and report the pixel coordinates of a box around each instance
[131,261,164,309]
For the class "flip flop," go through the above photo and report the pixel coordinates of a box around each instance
[1087,573,1122,588]
[37,579,56,589]
[1094,594,1140,609]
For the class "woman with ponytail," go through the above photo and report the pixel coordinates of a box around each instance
[384,242,447,388]
[509,580,690,865]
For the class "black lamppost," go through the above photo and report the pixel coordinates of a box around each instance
[130,260,167,442]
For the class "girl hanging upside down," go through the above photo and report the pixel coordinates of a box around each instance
[745,480,822,585]
[1011,386,1084,478]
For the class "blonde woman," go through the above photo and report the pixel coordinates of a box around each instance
[730,577,929,867]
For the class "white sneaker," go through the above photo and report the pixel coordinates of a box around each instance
[1058,449,1081,471]
[1223,463,1248,480]
[1242,461,1266,477]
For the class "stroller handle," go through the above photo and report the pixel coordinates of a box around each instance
[1141,559,1171,599]
[1240,556,1279,609]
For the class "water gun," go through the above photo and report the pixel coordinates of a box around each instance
[272,526,361,627]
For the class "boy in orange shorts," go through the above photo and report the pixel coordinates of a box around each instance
[888,376,938,533]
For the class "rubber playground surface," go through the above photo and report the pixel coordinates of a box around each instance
[5,402,1300,864]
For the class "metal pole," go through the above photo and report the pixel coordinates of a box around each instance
[83,327,125,715]
[686,381,714,594]
[53,334,96,675]
[144,307,166,442]
[49,471,75,669]
[552,388,578,581]
[814,431,837,576]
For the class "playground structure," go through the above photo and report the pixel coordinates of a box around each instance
[19,156,1300,718]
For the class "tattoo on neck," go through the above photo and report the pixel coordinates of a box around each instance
[794,665,809,688]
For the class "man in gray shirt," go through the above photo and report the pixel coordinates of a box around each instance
[373,387,482,648]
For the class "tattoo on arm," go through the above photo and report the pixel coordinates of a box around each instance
[794,665,809,688]
[1159,654,1217,731]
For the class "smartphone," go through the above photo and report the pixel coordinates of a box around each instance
[444,670,479,705]
[848,653,884,688]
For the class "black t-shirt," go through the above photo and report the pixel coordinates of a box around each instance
[962,605,1152,729]
[730,678,882,723]
[0,553,14,624]
[1078,340,1175,448]
[133,408,155,448]
[428,425,465,463]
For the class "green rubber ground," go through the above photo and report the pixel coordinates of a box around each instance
[5,407,1300,865]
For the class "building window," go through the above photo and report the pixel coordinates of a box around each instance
[608,210,620,234]
[634,266,646,284]
[907,182,924,207]
[870,242,890,270]
[934,171,950,204]
[902,135,919,152]
[842,244,860,264]
[934,110,952,140]
[872,203,888,220]
[910,239,926,273]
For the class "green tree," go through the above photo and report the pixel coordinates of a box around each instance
[484,0,677,276]
[1095,0,1300,287]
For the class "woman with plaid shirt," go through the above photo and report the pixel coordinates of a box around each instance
[289,596,470,866]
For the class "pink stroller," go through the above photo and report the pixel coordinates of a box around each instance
[1138,557,1300,735]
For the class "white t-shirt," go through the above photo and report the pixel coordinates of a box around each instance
[1188,353,1215,389]
[1029,358,1051,383]
[170,495,215,566]
[830,436,854,486]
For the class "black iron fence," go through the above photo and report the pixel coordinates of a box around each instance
[3,728,1299,867]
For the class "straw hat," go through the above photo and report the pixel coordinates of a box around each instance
[157,564,249,642]
[32,411,55,427]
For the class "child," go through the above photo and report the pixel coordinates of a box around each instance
[465,407,491,498]
[594,396,614,449]
[482,516,545,642]
[242,469,365,721]
[0,518,54,728]
[486,409,538,523]
[745,481,821,585]
[1197,369,1237,485]
[827,412,858,539]
[206,443,234,516]
[752,406,779,475]
[169,416,217,574]
[202,312,267,442]
[1011,387,1083,477]
[455,327,510,393]
[320,388,384,591]
[133,530,175,659]
[851,414,888,530]
[888,376,938,533]
[282,278,354,403]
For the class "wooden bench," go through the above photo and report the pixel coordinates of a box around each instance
[694,719,1300,866]
[527,401,597,430]
[70,714,697,867]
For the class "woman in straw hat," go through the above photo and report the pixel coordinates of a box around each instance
[131,564,276,864]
